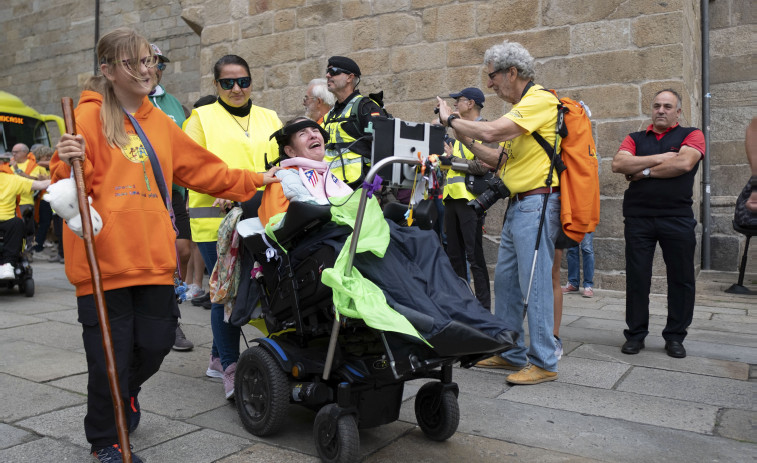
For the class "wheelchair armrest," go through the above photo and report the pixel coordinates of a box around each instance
[242,201,332,254]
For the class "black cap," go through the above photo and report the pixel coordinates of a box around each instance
[449,87,485,108]
[269,119,330,158]
[327,56,361,77]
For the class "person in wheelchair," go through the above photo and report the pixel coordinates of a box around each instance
[256,117,517,354]
[1,172,50,279]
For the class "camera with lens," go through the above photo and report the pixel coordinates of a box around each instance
[467,176,510,216]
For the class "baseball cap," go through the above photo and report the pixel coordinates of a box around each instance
[449,87,484,108]
[327,56,360,76]
[150,43,170,62]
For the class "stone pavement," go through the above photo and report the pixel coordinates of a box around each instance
[1,259,755,462]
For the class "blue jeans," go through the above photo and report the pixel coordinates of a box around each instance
[495,193,560,372]
[567,232,594,288]
[196,241,241,370]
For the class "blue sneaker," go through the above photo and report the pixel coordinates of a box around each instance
[92,444,144,462]
[127,389,140,433]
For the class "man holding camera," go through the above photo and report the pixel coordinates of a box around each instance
[437,40,560,385]
[441,87,495,310]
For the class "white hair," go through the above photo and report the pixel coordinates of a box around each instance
[308,78,335,106]
[484,40,535,81]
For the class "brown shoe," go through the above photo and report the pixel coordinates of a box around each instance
[506,364,557,385]
[475,355,525,370]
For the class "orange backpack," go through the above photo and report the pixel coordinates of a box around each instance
[533,89,600,244]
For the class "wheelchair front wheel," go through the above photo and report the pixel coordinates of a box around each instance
[313,404,359,463]
[23,278,34,297]
[414,382,459,442]
[234,346,289,436]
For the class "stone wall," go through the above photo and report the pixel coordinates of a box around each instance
[706,0,756,272]
[0,0,200,117]
[1,0,754,288]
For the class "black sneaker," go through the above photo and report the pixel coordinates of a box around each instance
[92,444,144,462]
[127,389,141,433]
[191,292,212,310]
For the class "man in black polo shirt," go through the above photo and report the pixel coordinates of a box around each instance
[612,89,705,358]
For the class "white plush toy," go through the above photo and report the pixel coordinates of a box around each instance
[43,178,103,238]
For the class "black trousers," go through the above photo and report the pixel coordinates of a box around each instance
[624,216,696,343]
[78,285,178,451]
[444,198,491,309]
[0,217,24,265]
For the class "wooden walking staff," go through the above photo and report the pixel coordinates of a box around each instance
[61,97,132,463]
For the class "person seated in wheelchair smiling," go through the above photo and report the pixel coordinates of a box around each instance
[254,117,517,356]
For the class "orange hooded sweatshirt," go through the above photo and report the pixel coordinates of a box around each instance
[50,91,265,296]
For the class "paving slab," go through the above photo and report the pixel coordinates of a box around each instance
[688,317,757,334]
[159,345,217,380]
[189,398,415,458]
[617,367,755,410]
[399,394,757,463]
[47,372,87,394]
[0,436,87,462]
[0,373,85,422]
[569,343,750,380]
[217,442,320,462]
[711,313,757,324]
[715,408,757,443]
[0,423,37,450]
[681,338,757,364]
[16,403,201,451]
[364,427,605,463]
[2,320,86,353]
[36,308,79,325]
[138,370,231,419]
[500,381,719,434]
[0,339,86,382]
[138,428,251,463]
[0,311,46,329]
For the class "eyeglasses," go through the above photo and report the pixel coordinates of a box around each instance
[156,62,166,71]
[117,55,159,70]
[216,77,252,90]
[303,95,316,103]
[326,66,351,76]
[487,68,503,80]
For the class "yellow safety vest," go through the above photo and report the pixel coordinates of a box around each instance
[322,94,367,185]
[186,101,281,242]
[443,140,477,202]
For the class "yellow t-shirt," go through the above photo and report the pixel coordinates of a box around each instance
[15,160,46,205]
[1,173,33,220]
[500,84,560,195]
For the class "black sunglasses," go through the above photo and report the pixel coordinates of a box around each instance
[216,77,251,90]
[326,66,351,76]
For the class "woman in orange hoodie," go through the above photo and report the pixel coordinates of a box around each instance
[52,28,279,463]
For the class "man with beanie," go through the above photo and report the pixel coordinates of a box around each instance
[441,87,497,310]
[148,43,194,352]
[323,56,386,187]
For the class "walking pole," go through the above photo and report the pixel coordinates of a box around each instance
[61,97,132,463]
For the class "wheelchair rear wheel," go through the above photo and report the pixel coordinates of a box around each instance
[234,346,289,436]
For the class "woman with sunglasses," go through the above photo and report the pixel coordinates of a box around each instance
[183,54,282,400]
[52,28,280,463]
